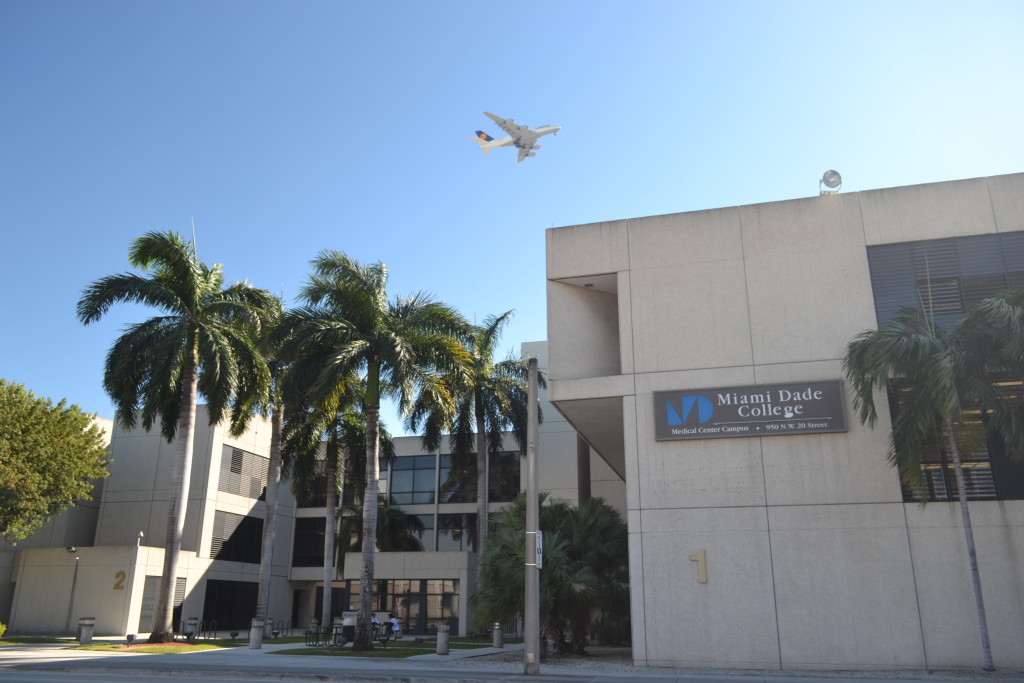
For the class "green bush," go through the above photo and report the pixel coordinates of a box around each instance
[0,621,7,639]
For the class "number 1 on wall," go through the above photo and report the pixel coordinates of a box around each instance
[689,549,707,583]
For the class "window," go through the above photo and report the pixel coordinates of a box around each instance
[407,514,433,551]
[389,455,436,505]
[437,451,520,504]
[364,579,459,635]
[868,232,1024,502]
[211,511,263,564]
[489,451,521,503]
[292,517,326,567]
[437,513,476,552]
[438,454,475,503]
[868,232,1024,328]
[219,446,268,500]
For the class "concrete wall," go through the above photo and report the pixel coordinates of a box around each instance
[5,409,295,636]
[546,172,1024,670]
[9,546,139,636]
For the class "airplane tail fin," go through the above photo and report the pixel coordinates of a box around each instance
[471,130,494,155]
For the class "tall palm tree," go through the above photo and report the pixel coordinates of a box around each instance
[77,231,275,642]
[247,299,286,649]
[406,311,542,570]
[280,369,364,629]
[844,301,1024,672]
[281,251,468,650]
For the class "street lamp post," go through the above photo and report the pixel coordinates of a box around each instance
[523,357,540,675]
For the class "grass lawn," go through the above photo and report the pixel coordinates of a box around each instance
[271,638,495,659]
[71,639,243,654]
[0,637,71,645]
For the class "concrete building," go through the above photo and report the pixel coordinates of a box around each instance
[3,409,294,637]
[2,343,621,638]
[545,172,1024,670]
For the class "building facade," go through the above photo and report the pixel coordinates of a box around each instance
[2,343,623,638]
[545,172,1024,670]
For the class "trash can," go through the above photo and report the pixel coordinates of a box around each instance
[436,623,449,655]
[492,622,503,648]
[341,616,355,643]
[186,617,198,643]
[78,617,95,645]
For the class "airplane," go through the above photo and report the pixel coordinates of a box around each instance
[471,112,561,162]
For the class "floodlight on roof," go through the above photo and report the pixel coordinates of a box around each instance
[820,170,842,195]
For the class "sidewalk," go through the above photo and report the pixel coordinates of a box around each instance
[2,636,1022,683]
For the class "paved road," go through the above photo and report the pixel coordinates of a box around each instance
[2,641,1021,683]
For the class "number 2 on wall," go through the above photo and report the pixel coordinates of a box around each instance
[689,550,708,583]
[114,571,126,590]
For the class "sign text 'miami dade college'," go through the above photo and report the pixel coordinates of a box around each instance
[653,380,847,441]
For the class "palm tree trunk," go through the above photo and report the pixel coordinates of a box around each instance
[251,407,283,648]
[353,400,380,651]
[944,417,995,671]
[149,362,198,642]
[475,392,488,561]
[322,435,339,630]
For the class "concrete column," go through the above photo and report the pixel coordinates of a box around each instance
[576,434,591,503]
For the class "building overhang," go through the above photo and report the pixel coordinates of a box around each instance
[549,376,630,480]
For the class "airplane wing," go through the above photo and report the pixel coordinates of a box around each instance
[516,146,530,163]
[484,112,529,140]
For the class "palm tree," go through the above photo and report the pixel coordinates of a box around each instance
[471,493,627,655]
[247,299,286,649]
[339,495,425,553]
[281,251,468,650]
[844,301,1024,672]
[77,231,275,642]
[281,370,363,629]
[406,311,542,571]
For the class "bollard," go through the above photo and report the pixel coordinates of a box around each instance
[249,618,265,649]
[436,623,450,655]
[78,616,95,645]
[492,622,503,648]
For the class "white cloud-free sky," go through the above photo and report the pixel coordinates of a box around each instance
[3,1,1023,433]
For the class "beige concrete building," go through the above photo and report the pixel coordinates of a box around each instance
[545,172,1024,670]
[2,343,617,638]
[3,409,295,637]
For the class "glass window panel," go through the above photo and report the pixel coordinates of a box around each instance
[489,451,521,503]
[413,469,435,491]
[869,233,1024,503]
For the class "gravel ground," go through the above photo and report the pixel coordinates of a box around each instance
[450,647,1024,680]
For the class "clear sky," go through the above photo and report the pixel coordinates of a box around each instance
[2,1,1023,434]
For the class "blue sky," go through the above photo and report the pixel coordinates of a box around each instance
[2,1,1023,434]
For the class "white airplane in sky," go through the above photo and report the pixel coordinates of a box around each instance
[471,112,561,162]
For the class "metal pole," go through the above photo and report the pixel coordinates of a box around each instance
[523,357,540,675]
[65,555,80,635]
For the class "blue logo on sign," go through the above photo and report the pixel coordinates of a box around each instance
[666,396,714,425]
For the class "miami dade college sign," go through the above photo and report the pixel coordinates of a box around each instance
[654,380,847,441]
